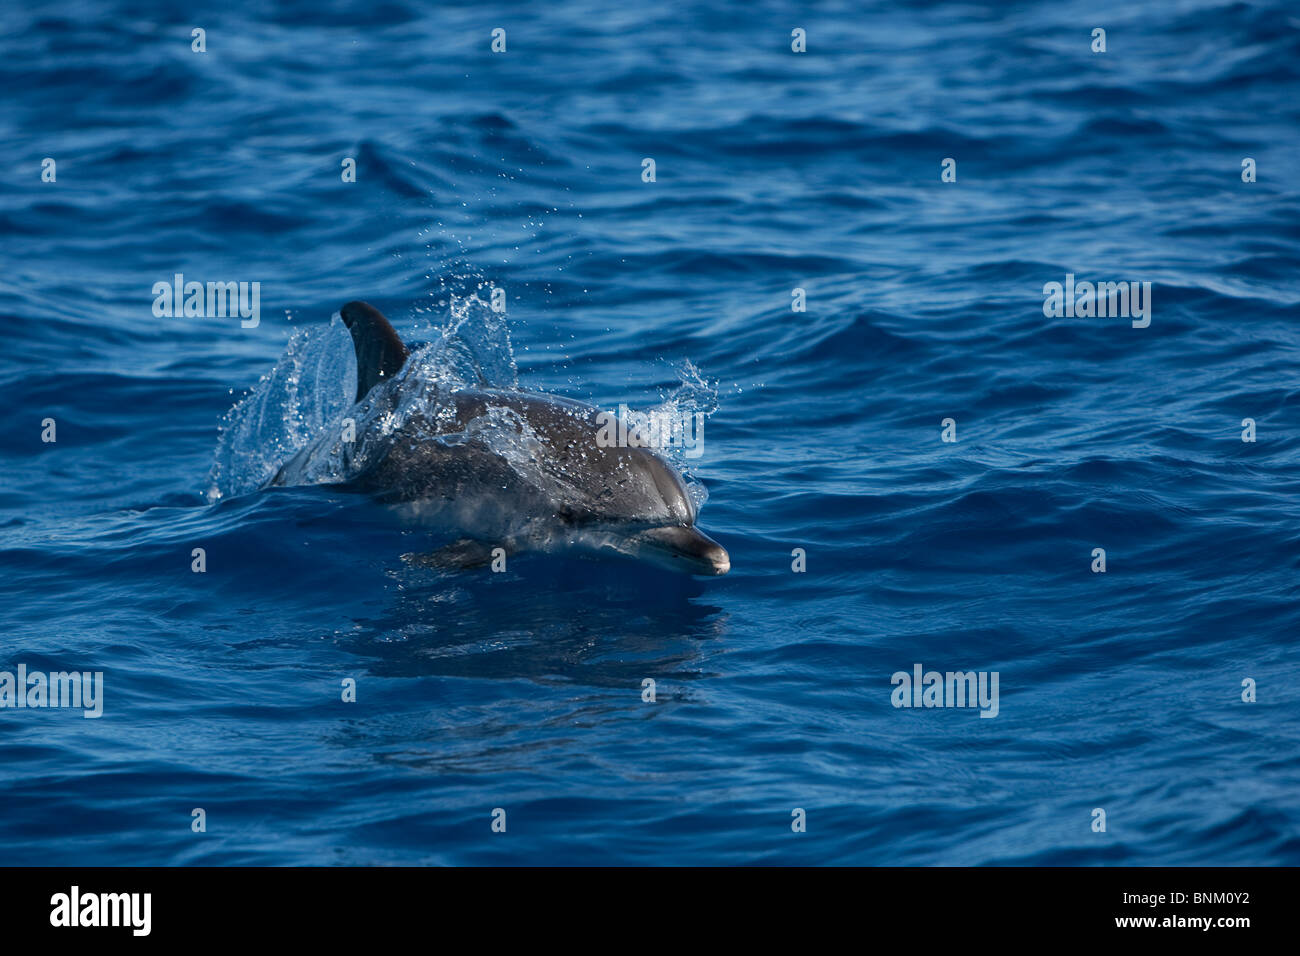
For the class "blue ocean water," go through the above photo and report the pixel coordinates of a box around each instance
[2,0,1298,865]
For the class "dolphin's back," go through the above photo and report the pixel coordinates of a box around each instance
[365,386,696,529]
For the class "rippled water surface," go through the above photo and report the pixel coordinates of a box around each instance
[2,0,1298,864]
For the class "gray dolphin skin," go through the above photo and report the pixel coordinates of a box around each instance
[270,300,730,575]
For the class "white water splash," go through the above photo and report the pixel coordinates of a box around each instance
[205,320,354,501]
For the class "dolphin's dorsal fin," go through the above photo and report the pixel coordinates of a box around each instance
[340,300,410,402]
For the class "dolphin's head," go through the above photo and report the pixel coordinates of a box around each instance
[611,444,729,575]
[555,435,730,576]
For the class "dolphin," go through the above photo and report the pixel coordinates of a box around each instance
[267,301,730,575]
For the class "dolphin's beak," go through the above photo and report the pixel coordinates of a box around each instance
[636,525,730,575]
